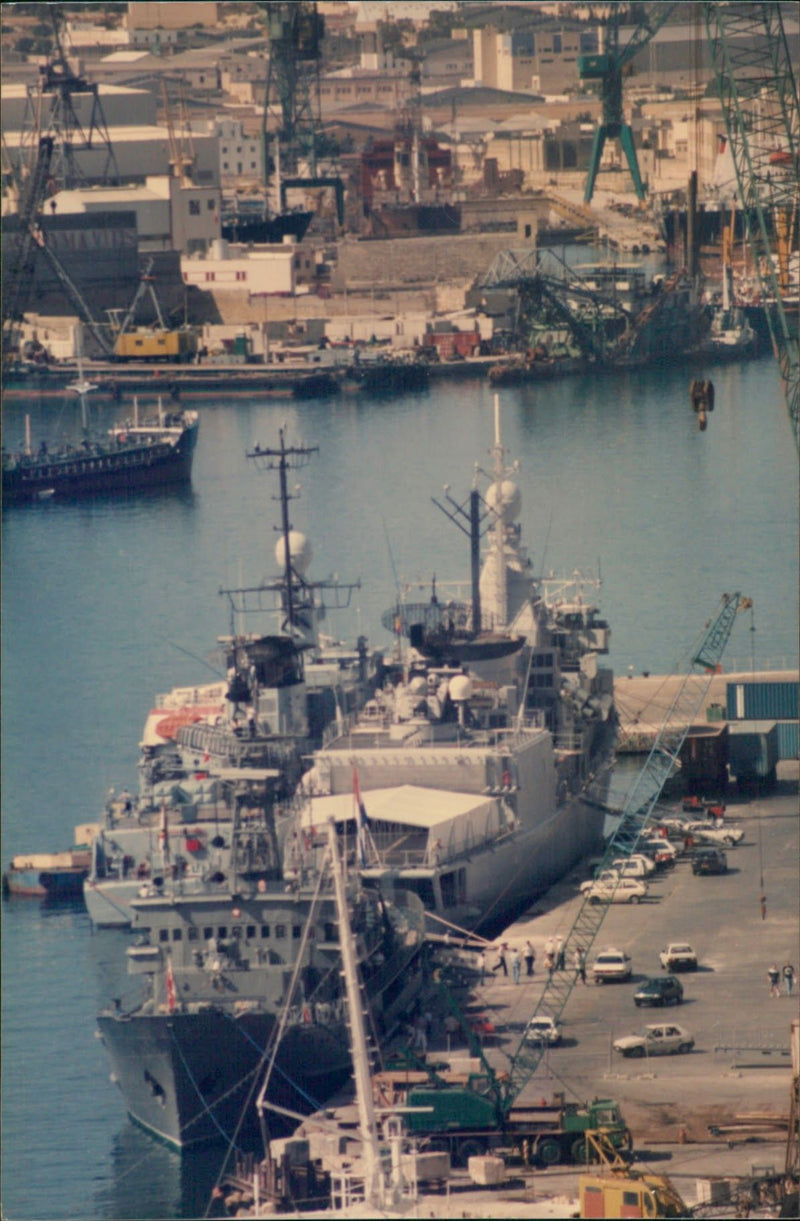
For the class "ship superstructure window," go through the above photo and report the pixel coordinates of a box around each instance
[204,927,214,940]
[275,924,286,939]
[293,925,302,939]
[398,878,436,908]
[261,925,271,938]
[187,927,198,941]
[172,928,182,941]
[231,926,242,939]
[159,929,169,942]
[246,925,256,939]
[324,922,338,942]
[218,926,227,939]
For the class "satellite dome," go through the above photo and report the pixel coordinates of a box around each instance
[275,530,312,574]
[409,676,427,696]
[449,674,473,702]
[486,479,521,523]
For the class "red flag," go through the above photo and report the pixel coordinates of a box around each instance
[166,957,176,1013]
[718,134,727,153]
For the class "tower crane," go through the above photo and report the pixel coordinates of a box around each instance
[704,2,799,452]
[579,3,677,203]
[424,594,748,1161]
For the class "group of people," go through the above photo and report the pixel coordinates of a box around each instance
[479,934,585,984]
[767,961,795,997]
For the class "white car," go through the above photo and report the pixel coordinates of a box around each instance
[580,869,621,893]
[591,948,633,982]
[640,838,678,866]
[585,877,648,905]
[613,1023,695,1058]
[683,821,744,847]
[659,942,698,971]
[525,1015,561,1046]
[611,854,655,877]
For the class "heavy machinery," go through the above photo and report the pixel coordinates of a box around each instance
[704,2,799,452]
[579,4,677,202]
[392,596,748,1168]
[579,1130,689,1218]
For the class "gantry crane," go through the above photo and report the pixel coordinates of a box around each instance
[579,3,677,203]
[432,594,748,1143]
[704,2,799,452]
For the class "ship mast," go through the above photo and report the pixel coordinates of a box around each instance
[491,393,509,630]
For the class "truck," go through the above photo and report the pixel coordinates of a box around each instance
[401,1080,631,1167]
[579,1130,688,1218]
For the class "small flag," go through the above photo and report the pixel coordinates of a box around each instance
[166,957,176,1013]
[718,134,727,153]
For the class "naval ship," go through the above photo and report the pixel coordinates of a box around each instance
[96,777,426,1151]
[293,398,617,936]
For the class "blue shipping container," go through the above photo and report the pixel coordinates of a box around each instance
[727,720,779,779]
[726,680,798,722]
[776,721,799,760]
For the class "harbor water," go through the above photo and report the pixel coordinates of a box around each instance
[2,354,798,1219]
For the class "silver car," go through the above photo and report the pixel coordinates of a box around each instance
[525,1015,561,1046]
[613,1023,695,1058]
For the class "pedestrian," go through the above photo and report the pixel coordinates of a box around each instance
[768,963,781,997]
[574,945,586,984]
[524,939,535,976]
[511,946,521,984]
[555,936,565,971]
[492,943,508,976]
[545,935,555,960]
[476,949,486,984]
[783,962,796,996]
[120,788,133,814]
[545,951,555,980]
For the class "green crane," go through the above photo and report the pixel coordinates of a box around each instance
[704,2,799,452]
[429,594,748,1149]
[580,3,677,203]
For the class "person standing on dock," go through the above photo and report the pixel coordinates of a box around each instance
[783,962,795,996]
[574,946,587,984]
[511,946,521,984]
[768,963,781,997]
[555,936,565,970]
[545,935,555,963]
[524,940,535,976]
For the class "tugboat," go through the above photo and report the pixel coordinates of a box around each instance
[294,396,618,936]
[2,338,198,505]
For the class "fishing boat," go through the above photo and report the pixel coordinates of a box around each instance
[2,372,198,505]
[2,323,198,504]
[95,778,426,1152]
[293,397,617,937]
[83,432,384,928]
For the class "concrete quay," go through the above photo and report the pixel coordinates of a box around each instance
[443,761,798,1155]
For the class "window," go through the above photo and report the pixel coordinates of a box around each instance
[217,926,227,939]
[292,925,301,939]
[172,928,182,941]
[261,925,271,938]
[187,927,198,941]
[204,927,214,940]
[159,929,169,942]
[235,271,246,281]
[205,271,215,281]
[275,924,286,939]
[189,200,201,216]
[207,199,215,210]
[246,925,256,939]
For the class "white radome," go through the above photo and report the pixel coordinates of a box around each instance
[275,531,312,574]
[485,479,521,523]
[449,674,473,702]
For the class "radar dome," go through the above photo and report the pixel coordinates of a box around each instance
[449,674,473,703]
[409,676,427,696]
[486,479,521,524]
[275,531,312,574]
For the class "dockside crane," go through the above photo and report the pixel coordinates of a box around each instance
[428,594,748,1161]
[579,3,677,203]
[704,2,799,452]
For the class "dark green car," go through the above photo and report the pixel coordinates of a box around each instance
[634,976,684,1007]
[691,846,728,875]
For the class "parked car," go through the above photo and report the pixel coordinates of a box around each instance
[659,942,698,971]
[525,1015,561,1046]
[580,869,621,893]
[683,821,744,847]
[691,846,728,875]
[585,877,648,905]
[634,976,684,1007]
[610,854,655,878]
[640,838,677,868]
[591,948,633,982]
[613,1023,694,1057]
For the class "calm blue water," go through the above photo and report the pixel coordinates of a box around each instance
[2,355,797,1219]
